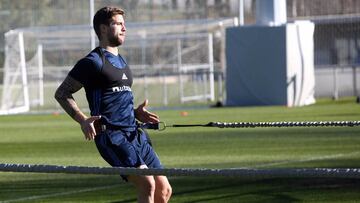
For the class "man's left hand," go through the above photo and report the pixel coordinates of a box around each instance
[135,99,160,123]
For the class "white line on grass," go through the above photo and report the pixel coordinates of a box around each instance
[1,184,121,203]
[252,151,360,168]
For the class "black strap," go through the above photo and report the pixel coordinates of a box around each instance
[138,122,162,130]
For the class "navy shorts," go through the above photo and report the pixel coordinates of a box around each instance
[95,128,163,180]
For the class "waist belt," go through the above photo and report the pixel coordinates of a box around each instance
[94,120,161,134]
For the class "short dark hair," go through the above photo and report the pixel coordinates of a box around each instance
[93,6,125,40]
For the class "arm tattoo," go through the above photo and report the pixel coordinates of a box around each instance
[54,76,86,123]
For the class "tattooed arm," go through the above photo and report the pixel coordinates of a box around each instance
[54,75,100,140]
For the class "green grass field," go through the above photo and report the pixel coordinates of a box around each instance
[1,97,360,202]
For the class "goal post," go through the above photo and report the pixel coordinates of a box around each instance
[0,31,30,115]
[0,31,45,115]
[180,33,215,103]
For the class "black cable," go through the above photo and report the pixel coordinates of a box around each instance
[139,121,360,131]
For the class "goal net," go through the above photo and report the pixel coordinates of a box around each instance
[0,18,237,114]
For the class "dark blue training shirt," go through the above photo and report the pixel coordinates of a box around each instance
[69,47,136,131]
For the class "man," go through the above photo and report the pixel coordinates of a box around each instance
[54,6,172,203]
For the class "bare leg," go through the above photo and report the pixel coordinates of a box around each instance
[154,176,172,203]
[128,165,156,203]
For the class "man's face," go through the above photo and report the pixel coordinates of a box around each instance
[106,14,126,46]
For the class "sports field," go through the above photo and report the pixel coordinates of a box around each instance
[0,97,360,202]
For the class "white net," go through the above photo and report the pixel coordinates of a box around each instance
[127,33,215,105]
[0,18,237,114]
[26,45,43,107]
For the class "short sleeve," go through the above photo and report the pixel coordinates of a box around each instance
[68,58,99,87]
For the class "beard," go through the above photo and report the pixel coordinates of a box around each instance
[107,33,124,47]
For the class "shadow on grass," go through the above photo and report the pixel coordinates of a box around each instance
[166,177,360,203]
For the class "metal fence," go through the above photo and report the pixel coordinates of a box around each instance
[1,0,360,113]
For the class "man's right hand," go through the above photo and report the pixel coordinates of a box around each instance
[80,116,101,140]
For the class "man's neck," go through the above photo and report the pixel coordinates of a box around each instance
[99,43,118,56]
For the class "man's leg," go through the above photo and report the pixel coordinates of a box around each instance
[132,130,171,202]
[154,176,172,203]
[128,174,156,203]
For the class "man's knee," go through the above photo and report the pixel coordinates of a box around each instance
[130,175,156,195]
[142,177,156,195]
[162,184,172,200]
[155,178,172,202]
[157,185,172,203]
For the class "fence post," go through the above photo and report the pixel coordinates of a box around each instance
[353,65,360,103]
[333,66,339,100]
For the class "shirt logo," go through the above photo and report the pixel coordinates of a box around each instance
[112,85,132,92]
[122,73,128,80]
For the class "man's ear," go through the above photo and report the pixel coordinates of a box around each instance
[99,24,107,38]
